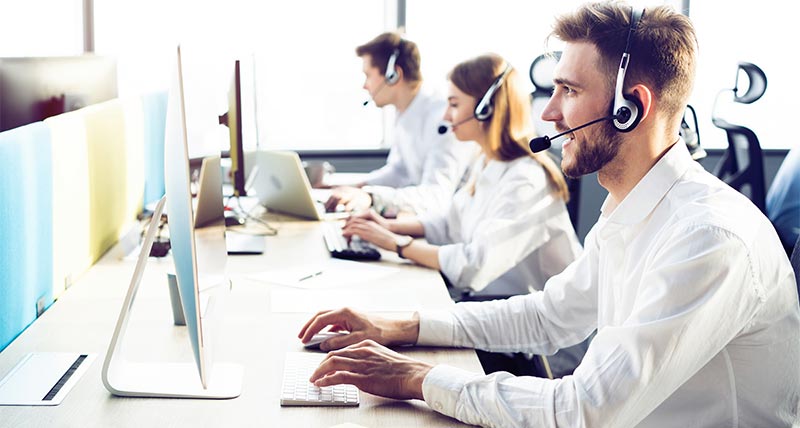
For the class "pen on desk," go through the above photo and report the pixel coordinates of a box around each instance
[298,271,323,282]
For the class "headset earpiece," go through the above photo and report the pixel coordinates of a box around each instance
[611,7,644,132]
[614,93,643,132]
[384,49,400,85]
[474,63,512,121]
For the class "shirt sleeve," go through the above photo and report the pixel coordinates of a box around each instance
[364,145,404,186]
[417,230,599,352]
[438,183,569,293]
[416,132,472,189]
[418,209,452,246]
[418,224,764,427]
[365,183,455,216]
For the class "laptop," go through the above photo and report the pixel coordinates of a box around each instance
[251,150,348,221]
[195,155,265,255]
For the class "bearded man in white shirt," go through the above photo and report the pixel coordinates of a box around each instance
[323,32,477,216]
[299,3,800,427]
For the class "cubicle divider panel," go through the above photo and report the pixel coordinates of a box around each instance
[83,100,134,264]
[46,110,94,298]
[0,123,54,351]
[142,91,168,206]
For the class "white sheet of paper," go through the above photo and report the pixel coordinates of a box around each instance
[248,258,399,289]
[270,287,424,313]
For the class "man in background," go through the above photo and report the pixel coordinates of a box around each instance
[324,32,476,216]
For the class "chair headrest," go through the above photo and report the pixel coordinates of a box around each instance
[733,62,767,104]
[529,52,561,98]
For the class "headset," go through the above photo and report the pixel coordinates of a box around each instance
[529,7,646,151]
[384,48,400,85]
[474,63,512,121]
[612,7,644,132]
[437,62,513,134]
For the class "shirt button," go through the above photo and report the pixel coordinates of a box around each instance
[434,401,443,410]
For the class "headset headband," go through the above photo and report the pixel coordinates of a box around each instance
[475,63,512,121]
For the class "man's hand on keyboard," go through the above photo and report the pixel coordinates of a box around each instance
[325,186,372,212]
[309,339,432,401]
[298,307,419,352]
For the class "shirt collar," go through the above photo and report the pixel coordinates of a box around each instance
[600,140,694,226]
[396,84,431,124]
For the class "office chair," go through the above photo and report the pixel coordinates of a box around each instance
[529,51,560,139]
[791,235,800,304]
[712,62,768,213]
[680,104,706,161]
[528,52,581,230]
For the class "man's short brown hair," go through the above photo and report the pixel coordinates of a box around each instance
[356,32,422,84]
[550,1,697,120]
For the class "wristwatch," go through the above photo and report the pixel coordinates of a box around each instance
[395,235,414,259]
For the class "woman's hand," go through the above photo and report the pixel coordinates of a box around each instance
[342,215,399,251]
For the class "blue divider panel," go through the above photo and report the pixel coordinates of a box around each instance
[142,91,168,206]
[0,123,54,351]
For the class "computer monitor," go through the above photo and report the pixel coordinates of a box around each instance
[102,46,242,399]
[0,56,117,132]
[218,60,247,197]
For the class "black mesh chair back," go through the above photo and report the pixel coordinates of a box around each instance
[712,62,768,213]
[791,235,800,304]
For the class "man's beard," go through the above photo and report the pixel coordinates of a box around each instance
[562,121,623,179]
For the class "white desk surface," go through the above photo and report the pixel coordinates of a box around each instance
[0,215,482,427]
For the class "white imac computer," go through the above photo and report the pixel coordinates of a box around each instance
[101,46,243,399]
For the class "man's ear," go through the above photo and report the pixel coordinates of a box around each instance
[630,84,653,122]
[394,65,404,83]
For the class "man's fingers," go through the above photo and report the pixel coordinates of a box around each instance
[312,371,366,389]
[299,310,351,343]
[298,309,333,339]
[320,331,365,352]
[310,355,361,382]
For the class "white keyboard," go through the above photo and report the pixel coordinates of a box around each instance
[321,222,381,261]
[280,352,360,407]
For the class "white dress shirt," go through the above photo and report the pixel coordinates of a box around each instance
[417,142,800,427]
[418,154,582,297]
[363,85,477,214]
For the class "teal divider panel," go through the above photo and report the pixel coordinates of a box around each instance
[0,122,54,351]
[142,91,168,206]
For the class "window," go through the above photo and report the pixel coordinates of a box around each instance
[406,1,678,103]
[11,1,793,152]
[0,0,83,56]
[688,0,796,149]
[94,0,387,154]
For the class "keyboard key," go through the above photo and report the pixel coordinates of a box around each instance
[321,222,381,261]
[280,352,360,407]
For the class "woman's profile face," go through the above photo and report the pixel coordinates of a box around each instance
[443,82,482,142]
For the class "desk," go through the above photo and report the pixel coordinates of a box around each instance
[0,216,482,427]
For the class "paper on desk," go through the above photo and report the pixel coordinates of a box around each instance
[271,287,423,313]
[328,424,371,428]
[248,258,399,289]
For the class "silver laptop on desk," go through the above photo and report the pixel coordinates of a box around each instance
[195,155,265,254]
[251,150,348,221]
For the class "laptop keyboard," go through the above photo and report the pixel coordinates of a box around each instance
[322,222,381,261]
[280,352,360,407]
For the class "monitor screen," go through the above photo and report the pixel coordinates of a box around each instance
[164,46,228,388]
[0,56,117,132]
[219,60,246,197]
[102,46,240,399]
